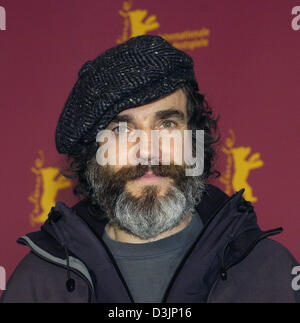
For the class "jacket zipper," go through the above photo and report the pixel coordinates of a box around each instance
[98,237,136,303]
[73,220,136,303]
[161,192,238,303]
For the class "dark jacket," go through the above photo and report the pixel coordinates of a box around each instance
[1,185,299,303]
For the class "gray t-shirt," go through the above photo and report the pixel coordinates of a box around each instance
[102,210,203,303]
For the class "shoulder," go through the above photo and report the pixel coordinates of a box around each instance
[1,251,89,303]
[251,238,299,265]
[209,238,300,303]
[243,238,299,282]
[1,252,65,303]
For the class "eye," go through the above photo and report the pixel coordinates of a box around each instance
[159,120,177,129]
[112,126,130,134]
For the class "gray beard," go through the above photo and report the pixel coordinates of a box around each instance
[86,161,206,240]
[113,182,204,239]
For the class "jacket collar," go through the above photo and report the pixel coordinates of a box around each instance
[20,184,282,302]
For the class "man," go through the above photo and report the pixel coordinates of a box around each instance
[1,35,299,303]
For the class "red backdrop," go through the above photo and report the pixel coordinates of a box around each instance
[1,0,299,292]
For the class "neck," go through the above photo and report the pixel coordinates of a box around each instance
[105,213,193,244]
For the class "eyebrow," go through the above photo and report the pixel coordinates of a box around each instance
[109,108,185,127]
[154,108,185,122]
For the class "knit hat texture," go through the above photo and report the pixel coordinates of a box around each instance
[55,34,198,155]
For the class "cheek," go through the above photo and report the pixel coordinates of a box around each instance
[115,139,136,166]
[96,139,118,166]
[160,130,186,165]
[97,136,131,167]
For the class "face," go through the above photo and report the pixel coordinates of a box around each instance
[104,88,187,196]
[86,88,205,239]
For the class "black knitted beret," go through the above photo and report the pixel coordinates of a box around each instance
[55,34,198,155]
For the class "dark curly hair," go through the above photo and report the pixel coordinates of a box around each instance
[61,82,220,201]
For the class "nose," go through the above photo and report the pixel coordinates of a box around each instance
[136,129,160,165]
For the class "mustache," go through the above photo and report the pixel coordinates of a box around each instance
[98,162,190,185]
[86,158,205,216]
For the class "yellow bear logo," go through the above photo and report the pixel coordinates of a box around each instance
[116,0,210,50]
[28,151,72,225]
[117,0,160,43]
[128,9,160,37]
[219,129,264,202]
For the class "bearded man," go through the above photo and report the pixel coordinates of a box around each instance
[1,35,299,303]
